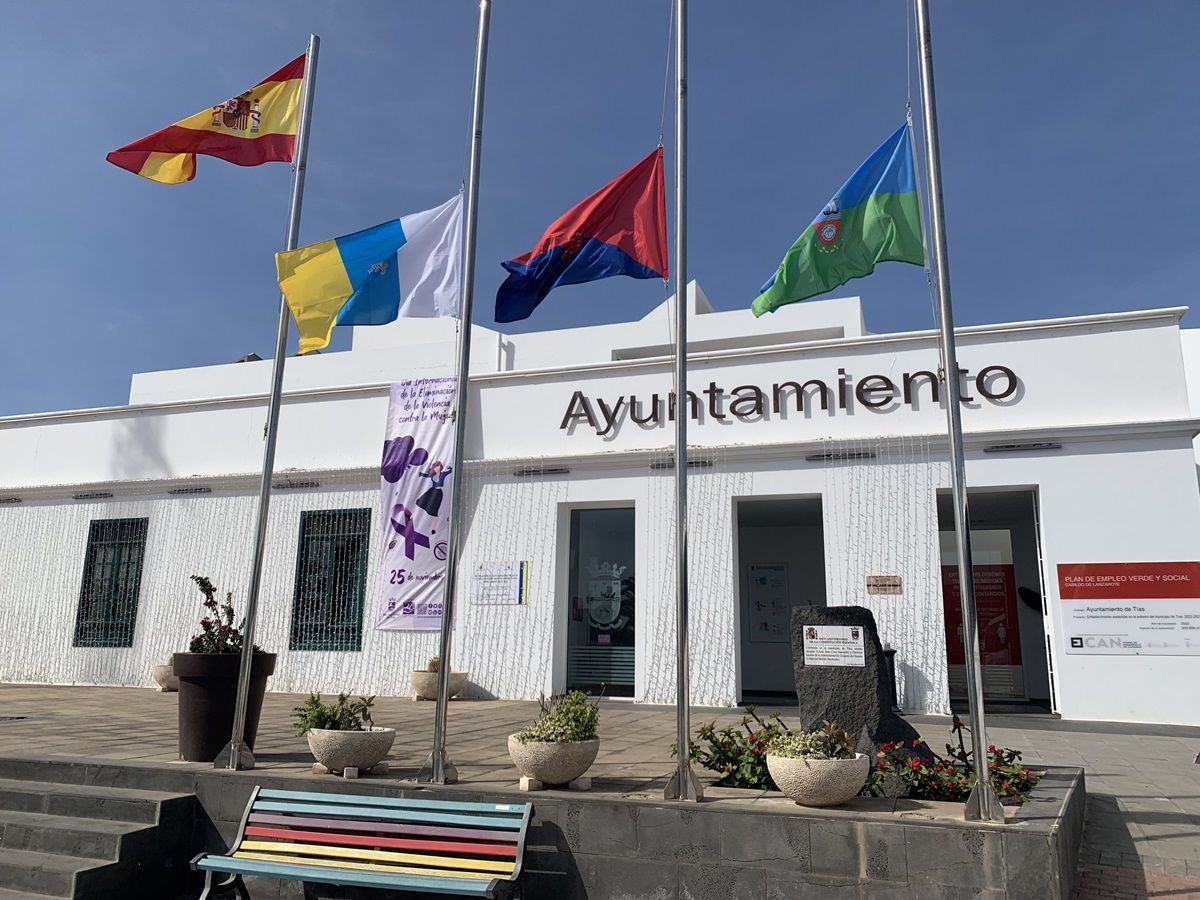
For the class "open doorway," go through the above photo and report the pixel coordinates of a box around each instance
[736,497,826,704]
[936,489,1052,712]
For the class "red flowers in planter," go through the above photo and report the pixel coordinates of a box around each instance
[862,718,1040,804]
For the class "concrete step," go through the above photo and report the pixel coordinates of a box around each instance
[0,778,189,825]
[0,774,196,898]
[0,889,60,900]
[0,808,149,860]
[0,847,118,898]
[0,757,197,796]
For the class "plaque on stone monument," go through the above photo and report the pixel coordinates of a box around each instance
[801,624,866,667]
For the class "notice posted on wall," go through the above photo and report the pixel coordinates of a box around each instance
[1059,562,1200,656]
[802,624,866,667]
[747,563,789,643]
[472,561,528,606]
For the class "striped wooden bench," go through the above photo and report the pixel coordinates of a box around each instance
[191,787,532,898]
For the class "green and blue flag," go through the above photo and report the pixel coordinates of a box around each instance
[752,124,926,317]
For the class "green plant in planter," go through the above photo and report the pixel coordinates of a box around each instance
[426,656,440,673]
[514,691,599,743]
[767,722,856,760]
[187,575,261,654]
[292,693,376,735]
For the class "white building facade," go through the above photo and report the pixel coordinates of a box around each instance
[2,284,1199,725]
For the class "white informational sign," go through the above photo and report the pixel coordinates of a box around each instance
[1059,562,1200,656]
[472,561,529,606]
[375,375,457,631]
[802,624,866,667]
[747,563,789,643]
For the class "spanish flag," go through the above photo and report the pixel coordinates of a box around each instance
[106,55,305,185]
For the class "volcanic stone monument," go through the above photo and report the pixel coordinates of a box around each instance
[791,605,931,762]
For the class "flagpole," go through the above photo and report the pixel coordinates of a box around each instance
[220,34,320,771]
[664,0,702,803]
[417,0,491,786]
[912,0,1003,821]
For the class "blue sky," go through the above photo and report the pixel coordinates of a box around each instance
[1,1,1197,416]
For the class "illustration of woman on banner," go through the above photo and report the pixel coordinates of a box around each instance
[415,461,453,533]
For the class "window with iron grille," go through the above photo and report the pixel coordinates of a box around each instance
[290,509,371,651]
[72,518,149,648]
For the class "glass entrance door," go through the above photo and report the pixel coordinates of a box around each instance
[567,508,635,697]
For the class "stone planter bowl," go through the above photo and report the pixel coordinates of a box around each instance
[767,752,870,807]
[507,735,599,786]
[410,670,468,701]
[306,727,396,774]
[150,664,178,692]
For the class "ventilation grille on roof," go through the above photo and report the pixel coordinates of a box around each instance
[804,451,877,462]
[272,480,321,490]
[648,458,714,470]
[982,442,1062,454]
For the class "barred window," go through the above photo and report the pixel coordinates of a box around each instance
[72,518,149,648]
[290,509,371,651]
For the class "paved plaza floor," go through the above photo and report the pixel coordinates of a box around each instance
[0,684,1195,898]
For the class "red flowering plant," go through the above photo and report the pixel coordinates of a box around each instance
[862,715,1039,804]
[675,706,789,790]
[187,575,260,654]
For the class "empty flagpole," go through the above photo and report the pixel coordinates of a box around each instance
[221,33,320,771]
[418,0,491,785]
[912,0,1004,821]
[665,0,702,803]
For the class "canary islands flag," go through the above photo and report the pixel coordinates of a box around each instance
[106,54,305,184]
[277,195,463,354]
[752,124,925,317]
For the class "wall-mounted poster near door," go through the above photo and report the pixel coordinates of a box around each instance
[748,563,789,643]
[940,530,1024,699]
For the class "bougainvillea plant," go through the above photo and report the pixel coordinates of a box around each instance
[679,706,791,790]
[187,575,260,654]
[862,716,1040,803]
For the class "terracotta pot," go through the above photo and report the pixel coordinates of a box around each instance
[507,735,599,785]
[410,670,468,700]
[766,752,870,807]
[173,652,276,762]
[306,727,396,774]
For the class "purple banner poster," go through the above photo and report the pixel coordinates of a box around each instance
[375,374,457,631]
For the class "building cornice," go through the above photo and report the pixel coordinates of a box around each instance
[3,416,1197,501]
[0,307,1186,429]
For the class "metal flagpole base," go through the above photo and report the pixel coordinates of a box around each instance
[215,740,255,771]
[964,778,1005,821]
[663,763,703,801]
[415,752,458,785]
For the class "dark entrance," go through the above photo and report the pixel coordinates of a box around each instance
[937,489,1052,712]
[736,497,826,704]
